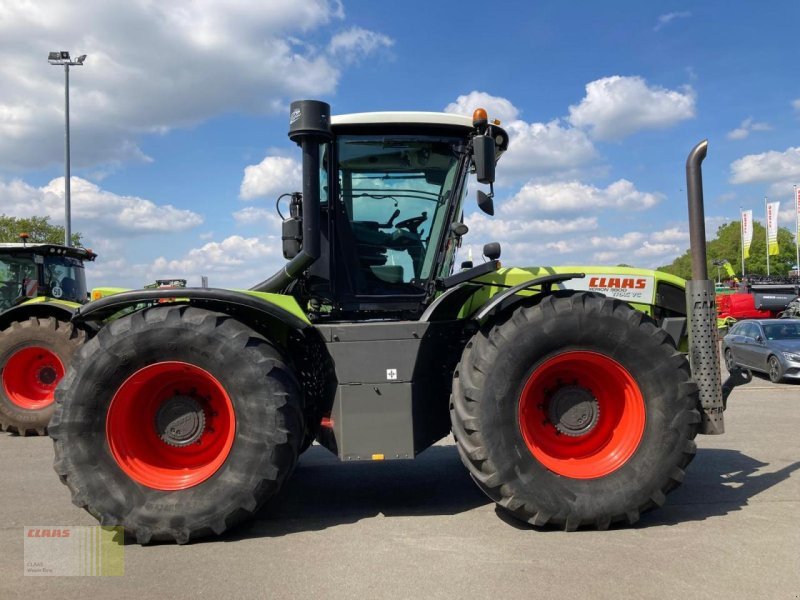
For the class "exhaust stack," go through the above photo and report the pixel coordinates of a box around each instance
[684,140,724,435]
[251,100,331,293]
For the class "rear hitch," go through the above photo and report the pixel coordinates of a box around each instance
[684,140,725,435]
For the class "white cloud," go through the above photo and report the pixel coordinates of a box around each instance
[588,232,646,250]
[502,120,598,179]
[583,233,680,266]
[726,129,747,142]
[233,206,282,227]
[726,117,771,140]
[634,241,680,258]
[0,176,202,237]
[546,240,574,253]
[465,211,597,242]
[150,234,284,288]
[240,156,302,200]
[328,26,394,64]
[458,223,682,270]
[568,76,695,140]
[445,91,597,180]
[779,203,797,226]
[503,179,661,214]
[538,233,661,258]
[0,1,390,170]
[793,99,800,112]
[444,91,521,123]
[651,227,689,243]
[654,11,692,31]
[730,147,800,185]
[593,250,621,263]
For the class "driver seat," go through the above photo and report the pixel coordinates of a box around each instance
[60,277,77,298]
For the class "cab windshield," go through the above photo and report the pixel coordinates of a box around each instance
[337,135,466,294]
[43,255,87,303]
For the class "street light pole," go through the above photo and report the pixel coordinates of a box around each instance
[64,62,71,248]
[48,51,86,247]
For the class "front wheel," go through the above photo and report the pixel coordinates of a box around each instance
[451,292,700,530]
[724,348,736,372]
[768,355,783,383]
[0,317,86,435]
[50,306,304,544]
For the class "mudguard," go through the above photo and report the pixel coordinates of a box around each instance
[423,265,689,344]
[0,297,81,331]
[462,265,688,318]
[74,287,331,425]
[73,287,311,337]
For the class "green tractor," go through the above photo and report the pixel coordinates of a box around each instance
[0,238,99,435]
[50,100,746,543]
[0,238,184,435]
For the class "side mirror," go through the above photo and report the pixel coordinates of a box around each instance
[756,335,764,344]
[477,190,494,215]
[483,242,501,261]
[473,135,495,184]
[451,222,469,237]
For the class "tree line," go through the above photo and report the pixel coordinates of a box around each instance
[658,220,797,279]
[0,215,82,246]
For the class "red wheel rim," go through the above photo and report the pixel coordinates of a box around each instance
[106,361,236,491]
[2,346,64,410]
[518,351,645,479]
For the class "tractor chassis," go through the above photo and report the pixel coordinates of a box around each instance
[315,320,467,460]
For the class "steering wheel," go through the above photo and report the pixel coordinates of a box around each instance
[395,212,428,234]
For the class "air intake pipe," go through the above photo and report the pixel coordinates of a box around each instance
[251,100,331,293]
[684,140,724,435]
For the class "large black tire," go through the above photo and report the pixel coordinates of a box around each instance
[50,305,304,544]
[0,317,86,435]
[451,292,700,530]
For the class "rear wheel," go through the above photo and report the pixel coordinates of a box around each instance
[768,355,783,383]
[451,292,700,530]
[50,305,304,544]
[0,317,85,435]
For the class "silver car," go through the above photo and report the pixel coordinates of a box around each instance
[722,319,800,383]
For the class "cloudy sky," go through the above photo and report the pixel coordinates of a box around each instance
[1,1,799,288]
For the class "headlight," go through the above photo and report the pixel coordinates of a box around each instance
[781,352,800,362]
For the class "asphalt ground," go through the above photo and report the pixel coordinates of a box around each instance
[1,366,798,599]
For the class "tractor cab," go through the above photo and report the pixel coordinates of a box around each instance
[0,241,96,311]
[254,102,508,319]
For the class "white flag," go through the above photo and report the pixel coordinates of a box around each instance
[795,187,800,248]
[741,209,753,259]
